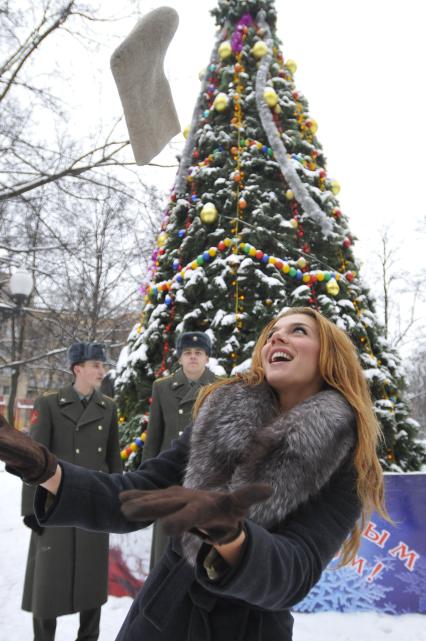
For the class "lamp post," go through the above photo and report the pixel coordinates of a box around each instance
[0,270,34,424]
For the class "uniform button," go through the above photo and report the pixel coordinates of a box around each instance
[178,409,183,415]
[98,447,103,453]
[98,425,103,430]
[76,427,79,432]
[75,448,80,454]
[178,431,183,437]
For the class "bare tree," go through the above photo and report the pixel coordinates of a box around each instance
[0,0,170,422]
[367,225,426,350]
[405,347,426,439]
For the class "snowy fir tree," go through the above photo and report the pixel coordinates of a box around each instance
[114,0,425,472]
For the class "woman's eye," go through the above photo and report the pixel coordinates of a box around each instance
[293,326,307,334]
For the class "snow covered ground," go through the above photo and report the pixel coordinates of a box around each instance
[1,463,425,641]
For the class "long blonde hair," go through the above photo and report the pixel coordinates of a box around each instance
[194,307,389,564]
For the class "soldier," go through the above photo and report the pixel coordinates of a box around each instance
[21,341,122,641]
[142,331,218,567]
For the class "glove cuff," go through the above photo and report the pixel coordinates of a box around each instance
[24,445,58,485]
[190,521,243,545]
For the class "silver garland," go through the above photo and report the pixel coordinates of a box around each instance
[255,11,333,238]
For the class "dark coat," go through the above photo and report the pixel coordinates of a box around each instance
[142,366,218,567]
[22,385,122,618]
[142,366,218,461]
[35,417,360,641]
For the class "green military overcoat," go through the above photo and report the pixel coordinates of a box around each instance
[21,385,122,618]
[141,366,218,567]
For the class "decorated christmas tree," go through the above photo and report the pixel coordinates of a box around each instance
[115,0,425,472]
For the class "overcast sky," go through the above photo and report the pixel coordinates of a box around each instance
[46,0,426,353]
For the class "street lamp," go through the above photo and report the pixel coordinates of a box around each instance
[0,269,34,424]
[0,269,34,319]
[9,270,34,307]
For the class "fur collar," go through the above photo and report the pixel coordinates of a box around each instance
[182,382,356,563]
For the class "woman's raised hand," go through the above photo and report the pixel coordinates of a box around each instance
[0,414,57,485]
[119,483,272,545]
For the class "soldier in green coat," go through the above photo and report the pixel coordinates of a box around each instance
[21,342,122,641]
[142,332,218,568]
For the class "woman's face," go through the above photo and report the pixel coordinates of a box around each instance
[260,313,323,404]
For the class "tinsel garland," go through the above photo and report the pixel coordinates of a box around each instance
[254,10,333,238]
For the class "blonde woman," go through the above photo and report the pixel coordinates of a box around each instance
[0,307,388,641]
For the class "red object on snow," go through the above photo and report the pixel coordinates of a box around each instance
[108,548,144,598]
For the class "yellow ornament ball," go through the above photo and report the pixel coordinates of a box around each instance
[252,41,268,59]
[218,41,232,60]
[183,126,190,139]
[263,87,278,107]
[309,119,318,134]
[213,92,229,112]
[297,257,307,269]
[285,59,297,74]
[285,190,294,200]
[157,232,168,247]
[200,202,219,224]
[331,180,341,195]
[326,279,340,296]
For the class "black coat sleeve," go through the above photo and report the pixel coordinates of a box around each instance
[34,428,190,534]
[195,458,360,611]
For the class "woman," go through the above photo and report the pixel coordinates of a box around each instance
[0,307,388,641]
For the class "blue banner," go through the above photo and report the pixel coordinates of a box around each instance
[294,473,426,614]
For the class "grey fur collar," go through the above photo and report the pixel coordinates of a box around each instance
[182,382,356,563]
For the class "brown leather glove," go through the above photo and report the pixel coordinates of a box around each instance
[0,414,58,485]
[119,483,272,544]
